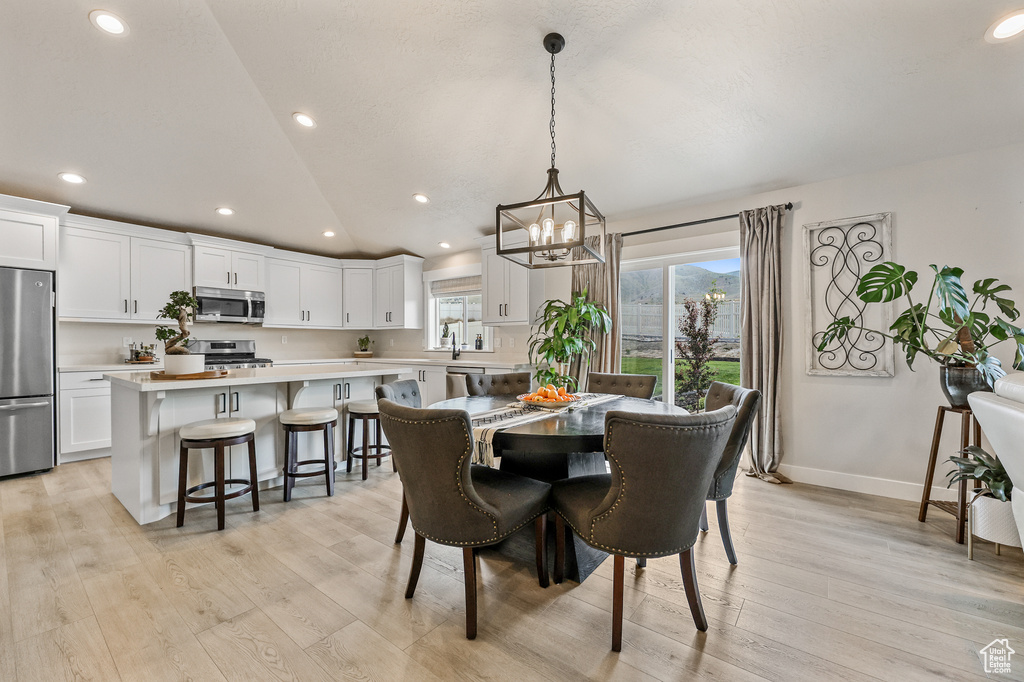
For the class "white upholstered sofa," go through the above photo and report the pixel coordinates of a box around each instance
[968,372,1024,543]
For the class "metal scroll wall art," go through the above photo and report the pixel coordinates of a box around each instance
[804,213,894,376]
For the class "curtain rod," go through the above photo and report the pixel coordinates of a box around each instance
[622,202,793,239]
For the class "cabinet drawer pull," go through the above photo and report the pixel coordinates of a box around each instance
[218,393,227,415]
[344,383,351,399]
[497,305,502,317]
[234,272,238,285]
[346,312,350,323]
[124,299,128,313]
[228,271,231,284]
[231,392,240,412]
[504,303,509,317]
[134,300,138,314]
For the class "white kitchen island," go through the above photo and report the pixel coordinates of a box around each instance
[105,362,413,524]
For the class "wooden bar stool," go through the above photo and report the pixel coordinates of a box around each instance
[918,404,982,544]
[346,400,391,480]
[280,407,339,501]
[176,417,260,531]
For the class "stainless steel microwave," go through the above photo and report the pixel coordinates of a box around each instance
[193,286,265,324]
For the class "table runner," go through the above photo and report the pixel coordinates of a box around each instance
[471,393,620,466]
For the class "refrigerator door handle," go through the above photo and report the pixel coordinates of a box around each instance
[0,402,50,411]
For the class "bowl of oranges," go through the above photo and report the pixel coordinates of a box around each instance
[518,384,581,409]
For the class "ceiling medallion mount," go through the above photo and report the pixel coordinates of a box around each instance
[495,32,606,269]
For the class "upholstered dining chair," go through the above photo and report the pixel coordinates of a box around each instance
[446,373,470,399]
[377,399,552,640]
[550,406,737,651]
[465,371,532,397]
[586,372,658,399]
[375,380,421,544]
[697,381,761,565]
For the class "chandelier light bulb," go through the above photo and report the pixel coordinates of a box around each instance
[529,223,541,244]
[541,218,554,244]
[561,220,576,242]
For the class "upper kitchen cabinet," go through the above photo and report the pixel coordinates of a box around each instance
[0,193,69,271]
[342,263,374,328]
[265,252,344,329]
[478,239,544,326]
[191,238,266,291]
[59,218,191,322]
[374,255,423,329]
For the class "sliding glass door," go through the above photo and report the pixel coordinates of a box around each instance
[621,249,741,406]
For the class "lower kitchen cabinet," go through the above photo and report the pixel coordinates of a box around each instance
[58,371,112,461]
[400,367,447,407]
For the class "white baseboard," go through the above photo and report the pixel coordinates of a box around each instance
[776,463,958,503]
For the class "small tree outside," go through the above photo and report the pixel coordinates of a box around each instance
[675,282,724,410]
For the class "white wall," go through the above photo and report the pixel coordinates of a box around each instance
[602,141,1024,500]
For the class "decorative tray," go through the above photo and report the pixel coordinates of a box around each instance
[517,392,581,410]
[150,370,229,381]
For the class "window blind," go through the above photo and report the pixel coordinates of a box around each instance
[430,275,482,297]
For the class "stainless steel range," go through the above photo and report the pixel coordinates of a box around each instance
[188,340,273,370]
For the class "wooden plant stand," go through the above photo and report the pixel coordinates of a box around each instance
[918,405,981,544]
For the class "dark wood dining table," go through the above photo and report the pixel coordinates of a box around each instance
[428,394,690,581]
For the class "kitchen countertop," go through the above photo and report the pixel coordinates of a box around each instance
[275,356,528,369]
[60,363,163,372]
[104,362,415,392]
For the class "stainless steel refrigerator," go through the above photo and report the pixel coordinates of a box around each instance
[0,267,56,477]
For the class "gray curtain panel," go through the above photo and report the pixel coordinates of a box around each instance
[571,233,623,383]
[739,205,789,484]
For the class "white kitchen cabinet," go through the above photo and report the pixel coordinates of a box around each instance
[60,227,131,319]
[303,263,344,328]
[265,257,344,329]
[58,371,111,461]
[373,255,423,329]
[0,196,66,271]
[60,225,192,322]
[342,267,374,328]
[400,367,447,407]
[130,239,192,320]
[265,258,303,325]
[480,244,543,326]
[289,375,379,457]
[193,244,265,291]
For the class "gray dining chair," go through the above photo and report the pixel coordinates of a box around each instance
[377,399,552,640]
[465,371,532,396]
[375,380,421,544]
[446,373,470,399]
[586,372,657,399]
[697,381,761,565]
[550,405,737,651]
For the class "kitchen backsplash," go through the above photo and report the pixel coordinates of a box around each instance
[57,322,532,366]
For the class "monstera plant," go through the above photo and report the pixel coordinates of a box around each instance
[818,262,1024,386]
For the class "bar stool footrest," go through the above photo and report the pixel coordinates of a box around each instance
[184,479,255,503]
[286,459,339,478]
[349,445,391,458]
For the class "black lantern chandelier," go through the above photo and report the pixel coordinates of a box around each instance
[495,33,606,269]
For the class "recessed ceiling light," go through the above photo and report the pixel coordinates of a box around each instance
[89,10,129,35]
[292,112,317,128]
[323,230,335,237]
[986,11,1024,42]
[438,242,450,249]
[215,207,234,216]
[59,172,86,184]
[413,193,430,204]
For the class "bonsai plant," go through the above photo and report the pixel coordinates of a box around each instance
[155,290,203,374]
[528,289,612,390]
[355,334,374,357]
[818,262,1024,403]
[948,446,1020,554]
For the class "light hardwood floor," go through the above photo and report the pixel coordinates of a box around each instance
[2,456,1022,681]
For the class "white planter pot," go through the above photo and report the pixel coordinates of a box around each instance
[971,495,1022,548]
[163,354,206,376]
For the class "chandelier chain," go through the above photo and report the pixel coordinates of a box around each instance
[550,52,557,169]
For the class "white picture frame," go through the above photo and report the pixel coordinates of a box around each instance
[803,213,894,377]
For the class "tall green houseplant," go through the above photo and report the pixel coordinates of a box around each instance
[528,290,612,390]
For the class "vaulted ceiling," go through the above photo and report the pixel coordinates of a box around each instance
[2,1,1022,259]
